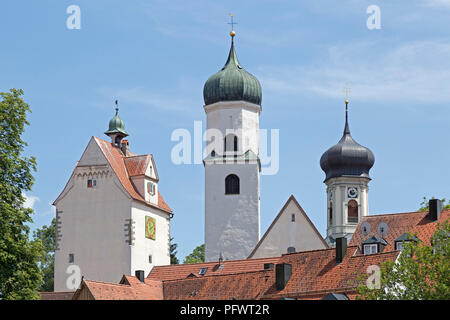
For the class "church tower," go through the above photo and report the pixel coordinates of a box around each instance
[203,31,262,262]
[320,99,375,245]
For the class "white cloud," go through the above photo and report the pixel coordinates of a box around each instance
[424,0,450,8]
[258,40,450,104]
[23,193,39,210]
[97,87,198,114]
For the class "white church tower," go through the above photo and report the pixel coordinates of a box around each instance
[320,99,375,245]
[53,104,173,291]
[203,31,262,262]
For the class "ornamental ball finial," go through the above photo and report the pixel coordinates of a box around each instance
[230,30,236,37]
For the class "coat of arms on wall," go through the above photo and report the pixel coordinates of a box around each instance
[145,216,156,240]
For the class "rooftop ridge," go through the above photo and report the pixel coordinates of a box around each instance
[161,269,271,283]
[281,245,358,257]
[84,278,131,287]
[124,154,153,159]
[150,256,280,270]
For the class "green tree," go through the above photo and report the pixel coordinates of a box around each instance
[357,221,450,300]
[170,237,179,265]
[418,196,450,212]
[34,218,56,292]
[184,244,205,264]
[0,88,43,299]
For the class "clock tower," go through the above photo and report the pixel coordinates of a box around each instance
[203,30,262,262]
[320,99,375,245]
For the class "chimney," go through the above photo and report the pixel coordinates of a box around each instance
[336,237,347,264]
[135,270,145,283]
[275,263,292,290]
[121,139,130,156]
[429,199,443,221]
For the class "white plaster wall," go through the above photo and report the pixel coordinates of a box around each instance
[205,101,260,155]
[54,167,132,291]
[204,162,260,262]
[250,200,327,259]
[326,176,370,240]
[131,202,170,277]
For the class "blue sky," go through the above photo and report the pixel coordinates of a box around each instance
[1,0,450,261]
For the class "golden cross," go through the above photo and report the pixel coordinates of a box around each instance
[228,13,237,31]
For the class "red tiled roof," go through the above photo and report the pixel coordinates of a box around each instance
[163,270,275,300]
[350,209,450,252]
[94,137,172,214]
[263,247,399,299]
[147,256,281,281]
[72,277,163,300]
[75,246,398,300]
[124,154,159,180]
[248,195,328,258]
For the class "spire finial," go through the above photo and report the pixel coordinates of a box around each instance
[115,99,119,115]
[228,13,237,38]
[343,85,351,134]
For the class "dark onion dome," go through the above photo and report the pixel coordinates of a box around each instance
[320,101,375,182]
[203,31,262,106]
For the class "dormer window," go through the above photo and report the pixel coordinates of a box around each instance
[87,179,97,188]
[362,235,387,255]
[363,244,378,254]
[199,267,208,275]
[394,233,418,251]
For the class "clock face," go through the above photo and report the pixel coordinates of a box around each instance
[145,216,156,240]
[348,187,358,198]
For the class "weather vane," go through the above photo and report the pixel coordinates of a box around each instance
[228,13,237,31]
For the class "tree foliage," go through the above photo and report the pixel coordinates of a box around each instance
[418,196,450,212]
[33,218,56,292]
[357,221,450,300]
[170,237,179,265]
[0,89,43,299]
[184,244,205,264]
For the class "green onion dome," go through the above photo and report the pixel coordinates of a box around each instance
[203,33,262,106]
[104,107,128,136]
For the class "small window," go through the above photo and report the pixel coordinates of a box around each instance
[291,214,295,222]
[147,182,155,195]
[395,242,404,251]
[69,253,74,263]
[149,255,152,264]
[225,174,240,195]
[199,267,208,275]
[348,200,358,223]
[87,179,97,188]
[363,244,378,255]
[329,202,333,223]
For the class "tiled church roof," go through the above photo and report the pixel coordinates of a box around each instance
[147,256,281,281]
[350,209,450,252]
[67,208,448,300]
[94,137,172,214]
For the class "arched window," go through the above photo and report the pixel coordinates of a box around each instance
[348,200,358,223]
[329,202,333,223]
[225,174,240,194]
[224,134,238,152]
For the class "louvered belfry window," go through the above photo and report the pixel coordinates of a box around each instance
[225,174,240,195]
